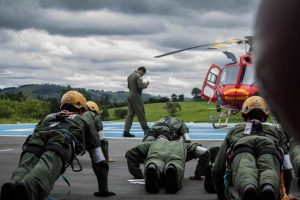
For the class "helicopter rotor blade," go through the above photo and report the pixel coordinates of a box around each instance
[207,43,232,49]
[154,39,246,58]
[154,43,218,58]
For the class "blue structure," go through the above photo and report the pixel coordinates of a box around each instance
[0,122,235,140]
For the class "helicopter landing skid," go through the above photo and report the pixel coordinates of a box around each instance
[209,109,231,129]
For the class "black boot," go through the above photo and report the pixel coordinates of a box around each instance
[241,184,258,200]
[189,175,202,180]
[123,131,135,137]
[260,184,277,200]
[165,165,179,194]
[0,182,16,200]
[92,161,116,197]
[284,169,292,194]
[204,164,216,193]
[191,150,210,181]
[12,181,31,200]
[143,126,150,135]
[298,166,300,188]
[145,163,159,194]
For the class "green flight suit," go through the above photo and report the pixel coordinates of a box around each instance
[124,71,149,133]
[212,122,288,199]
[9,111,101,200]
[125,138,200,190]
[87,111,110,160]
[289,137,300,177]
[142,117,189,142]
[142,117,210,179]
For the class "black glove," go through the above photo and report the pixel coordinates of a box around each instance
[204,164,216,193]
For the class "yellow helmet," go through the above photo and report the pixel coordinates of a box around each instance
[60,90,87,109]
[241,96,269,115]
[86,101,100,114]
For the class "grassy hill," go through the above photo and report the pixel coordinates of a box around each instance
[0,84,153,103]
[108,101,243,123]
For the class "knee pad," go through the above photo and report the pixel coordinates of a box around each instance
[22,144,44,158]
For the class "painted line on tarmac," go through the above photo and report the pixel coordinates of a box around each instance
[0,135,224,141]
[0,149,13,152]
[2,128,34,132]
[0,135,28,137]
[128,179,145,185]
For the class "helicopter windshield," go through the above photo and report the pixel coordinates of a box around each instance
[220,66,239,85]
[241,66,256,85]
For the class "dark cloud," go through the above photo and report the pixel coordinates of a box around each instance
[0,0,260,96]
[38,0,258,15]
[0,0,166,37]
[0,0,258,38]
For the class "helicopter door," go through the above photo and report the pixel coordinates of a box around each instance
[201,64,221,102]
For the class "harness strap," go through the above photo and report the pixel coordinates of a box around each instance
[47,174,71,200]
[22,144,44,157]
[71,156,83,172]
[228,145,283,166]
[224,170,236,200]
[228,146,255,162]
[44,142,75,173]
[258,147,283,165]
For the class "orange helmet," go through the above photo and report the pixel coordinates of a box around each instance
[60,90,87,110]
[86,101,100,114]
[241,96,269,116]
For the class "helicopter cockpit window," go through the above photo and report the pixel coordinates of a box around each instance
[220,66,239,85]
[207,67,219,86]
[241,66,256,85]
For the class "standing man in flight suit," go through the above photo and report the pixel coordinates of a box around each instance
[123,66,150,137]
[212,96,290,200]
[0,91,115,200]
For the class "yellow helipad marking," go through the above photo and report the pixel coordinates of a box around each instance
[0,149,13,152]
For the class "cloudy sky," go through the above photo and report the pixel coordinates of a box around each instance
[0,0,260,97]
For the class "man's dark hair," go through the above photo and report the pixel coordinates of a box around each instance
[138,66,146,73]
[61,103,85,113]
[242,108,268,122]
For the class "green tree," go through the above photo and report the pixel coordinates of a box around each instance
[178,94,185,102]
[171,93,178,102]
[101,106,110,121]
[164,102,181,117]
[47,97,60,113]
[191,87,201,101]
[114,109,127,119]
[0,99,13,118]
[100,95,111,106]
[18,98,50,119]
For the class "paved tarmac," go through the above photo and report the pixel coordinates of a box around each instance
[1,137,300,200]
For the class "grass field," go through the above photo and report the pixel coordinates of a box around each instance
[0,101,244,124]
[108,101,244,123]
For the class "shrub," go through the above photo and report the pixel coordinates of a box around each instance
[114,109,127,119]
